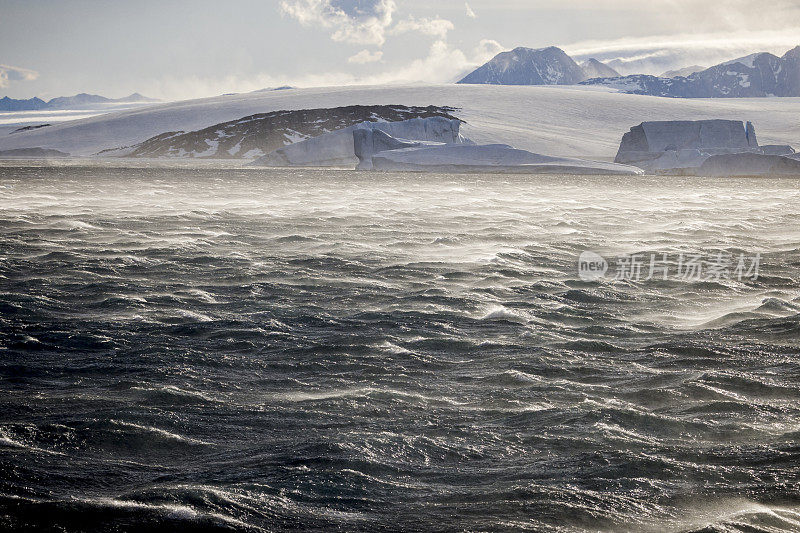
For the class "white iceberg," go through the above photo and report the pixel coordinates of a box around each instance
[615,119,796,172]
[251,116,467,168]
[252,115,641,175]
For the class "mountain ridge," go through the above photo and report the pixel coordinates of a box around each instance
[0,92,158,112]
[459,44,800,98]
[581,46,800,97]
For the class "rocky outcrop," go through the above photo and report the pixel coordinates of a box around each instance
[108,105,460,159]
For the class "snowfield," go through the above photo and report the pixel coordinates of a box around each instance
[0,84,798,160]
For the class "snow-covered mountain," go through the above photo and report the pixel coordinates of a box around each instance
[100,105,460,159]
[582,46,800,98]
[0,92,158,111]
[580,59,620,79]
[0,96,48,111]
[458,47,588,85]
[660,65,705,78]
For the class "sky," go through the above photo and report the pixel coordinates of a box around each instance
[1,0,799,101]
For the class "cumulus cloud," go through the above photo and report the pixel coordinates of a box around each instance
[465,2,477,19]
[146,1,501,100]
[141,35,505,101]
[348,49,384,63]
[0,64,39,88]
[390,16,454,39]
[280,0,396,46]
[473,39,504,59]
[281,1,458,46]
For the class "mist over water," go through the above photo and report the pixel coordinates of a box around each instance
[1,161,800,532]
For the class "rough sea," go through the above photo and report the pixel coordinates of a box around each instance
[1,161,799,532]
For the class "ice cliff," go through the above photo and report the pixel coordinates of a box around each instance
[252,116,642,175]
[615,119,797,174]
[251,116,468,167]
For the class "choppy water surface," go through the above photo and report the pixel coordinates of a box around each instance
[1,161,800,532]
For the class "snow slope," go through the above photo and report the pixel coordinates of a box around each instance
[1,84,799,160]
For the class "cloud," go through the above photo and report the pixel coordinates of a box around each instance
[474,39,503,58]
[280,0,397,46]
[144,2,500,100]
[140,36,505,101]
[465,2,477,19]
[0,64,39,88]
[565,29,800,75]
[391,16,454,39]
[348,49,384,63]
[281,1,458,46]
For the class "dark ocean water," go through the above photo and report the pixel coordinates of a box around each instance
[1,161,800,532]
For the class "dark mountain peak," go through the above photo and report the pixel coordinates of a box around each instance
[458,45,585,85]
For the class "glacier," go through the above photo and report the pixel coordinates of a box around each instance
[1,84,799,165]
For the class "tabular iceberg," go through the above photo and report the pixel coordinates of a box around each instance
[252,115,643,175]
[615,119,798,175]
[251,116,467,168]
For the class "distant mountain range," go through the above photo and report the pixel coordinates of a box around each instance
[459,45,800,98]
[457,46,617,85]
[0,92,158,112]
[581,47,800,97]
